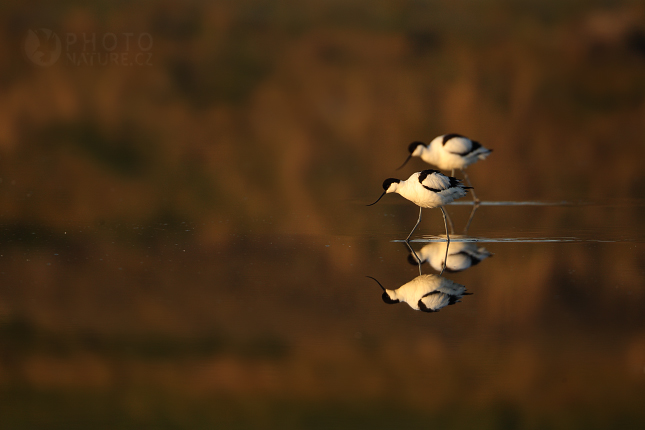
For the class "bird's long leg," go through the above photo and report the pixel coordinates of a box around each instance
[444,209,455,234]
[440,206,450,275]
[463,201,480,234]
[461,169,479,203]
[406,207,423,242]
[451,169,455,177]
[405,241,423,276]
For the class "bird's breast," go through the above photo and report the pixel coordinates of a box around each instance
[399,186,443,208]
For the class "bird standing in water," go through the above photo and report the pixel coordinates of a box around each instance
[397,134,491,202]
[367,169,471,273]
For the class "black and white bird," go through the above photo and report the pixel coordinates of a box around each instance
[397,134,492,201]
[367,274,471,313]
[408,239,492,273]
[367,169,471,272]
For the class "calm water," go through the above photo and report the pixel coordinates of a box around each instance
[4,1,645,427]
[1,198,644,429]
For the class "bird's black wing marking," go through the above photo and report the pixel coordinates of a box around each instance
[448,251,481,269]
[421,291,442,298]
[449,177,461,187]
[463,252,483,266]
[440,177,472,191]
[443,132,484,156]
[448,139,484,156]
[418,299,438,313]
[454,139,482,155]
[418,169,441,184]
[453,178,474,190]
[442,133,464,145]
[420,169,466,192]
[447,295,461,306]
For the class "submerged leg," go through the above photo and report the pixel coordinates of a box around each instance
[406,206,423,242]
[461,169,478,203]
[463,201,480,234]
[440,206,451,275]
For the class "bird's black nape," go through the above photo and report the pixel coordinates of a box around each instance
[382,178,400,190]
[408,141,425,153]
[382,292,400,305]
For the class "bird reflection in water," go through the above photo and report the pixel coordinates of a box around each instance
[408,238,492,273]
[367,274,471,313]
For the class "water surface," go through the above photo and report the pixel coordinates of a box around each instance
[2,199,643,429]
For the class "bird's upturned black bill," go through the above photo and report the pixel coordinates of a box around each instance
[396,154,412,170]
[366,276,385,291]
[366,191,386,206]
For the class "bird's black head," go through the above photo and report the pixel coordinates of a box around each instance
[382,292,400,305]
[367,179,401,206]
[382,178,400,191]
[367,276,400,305]
[408,141,425,153]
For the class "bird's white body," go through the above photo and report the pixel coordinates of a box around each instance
[412,239,492,272]
[383,274,469,312]
[386,170,469,208]
[412,134,492,171]
[368,170,470,260]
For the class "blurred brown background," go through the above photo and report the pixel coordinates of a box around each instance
[0,0,644,428]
